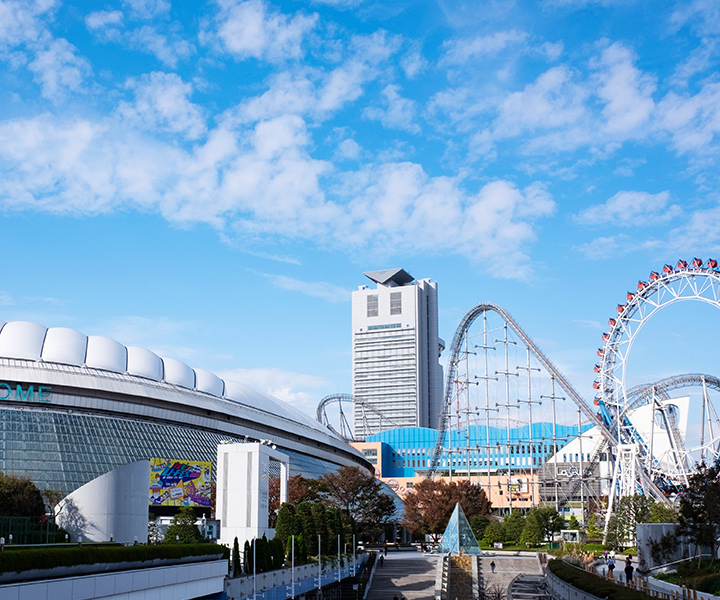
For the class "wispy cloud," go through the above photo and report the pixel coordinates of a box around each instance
[256,272,352,303]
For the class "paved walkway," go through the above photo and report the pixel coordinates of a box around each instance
[365,549,439,600]
[365,549,543,600]
[479,554,542,597]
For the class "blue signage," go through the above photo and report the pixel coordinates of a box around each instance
[0,383,51,403]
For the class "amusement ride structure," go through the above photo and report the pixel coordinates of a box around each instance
[317,259,720,527]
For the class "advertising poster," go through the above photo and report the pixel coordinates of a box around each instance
[149,458,212,507]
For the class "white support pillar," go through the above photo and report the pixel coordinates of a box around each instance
[216,442,290,549]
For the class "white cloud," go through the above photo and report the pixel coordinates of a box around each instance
[216,366,328,412]
[126,26,194,68]
[0,106,555,280]
[575,234,633,259]
[669,206,720,252]
[400,48,427,79]
[655,82,720,155]
[257,272,351,302]
[28,38,92,100]
[205,0,317,62]
[576,190,681,227]
[592,42,656,134]
[363,84,420,134]
[440,30,528,65]
[85,10,124,31]
[0,0,54,49]
[118,72,206,139]
[335,138,361,160]
[123,0,170,19]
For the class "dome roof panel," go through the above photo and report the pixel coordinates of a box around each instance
[42,327,87,366]
[126,346,163,381]
[0,321,47,361]
[86,336,127,373]
[162,357,195,389]
[194,368,224,396]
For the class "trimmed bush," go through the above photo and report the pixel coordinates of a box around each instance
[548,559,654,600]
[0,543,228,575]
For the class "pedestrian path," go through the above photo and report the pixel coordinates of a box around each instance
[479,554,542,597]
[365,549,543,600]
[365,549,438,600]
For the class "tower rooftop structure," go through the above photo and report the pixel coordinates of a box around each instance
[363,268,414,287]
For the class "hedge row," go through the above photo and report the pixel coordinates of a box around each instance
[0,543,229,574]
[548,559,654,600]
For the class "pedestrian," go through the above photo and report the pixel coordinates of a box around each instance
[379,555,384,567]
[603,550,608,562]
[490,560,496,573]
[607,557,615,577]
[384,544,388,556]
[624,559,634,583]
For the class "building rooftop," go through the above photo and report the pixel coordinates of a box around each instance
[363,268,414,286]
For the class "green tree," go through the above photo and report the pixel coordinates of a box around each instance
[585,513,602,539]
[470,515,490,541]
[677,462,720,566]
[311,502,329,554]
[649,501,677,523]
[243,539,252,573]
[610,495,652,546]
[567,515,580,530]
[296,501,318,555]
[0,472,45,517]
[482,520,505,546]
[519,511,543,547]
[275,503,298,548]
[504,510,526,543]
[534,507,564,542]
[163,506,203,544]
[232,537,241,576]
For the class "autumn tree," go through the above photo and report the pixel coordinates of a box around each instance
[320,466,397,541]
[288,475,325,504]
[403,479,491,541]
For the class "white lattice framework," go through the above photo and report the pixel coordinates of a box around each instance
[596,260,720,508]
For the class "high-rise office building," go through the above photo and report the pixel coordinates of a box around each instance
[352,268,444,438]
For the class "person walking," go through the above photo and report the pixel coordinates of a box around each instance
[379,555,384,567]
[490,560,496,573]
[624,557,634,583]
[607,557,615,577]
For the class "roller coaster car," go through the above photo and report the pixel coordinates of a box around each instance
[677,259,688,269]
[608,318,616,327]
[692,257,703,267]
[663,264,674,273]
[649,271,660,280]
[601,333,609,341]
[709,258,718,269]
[637,280,647,290]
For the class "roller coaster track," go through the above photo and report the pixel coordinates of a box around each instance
[428,303,625,482]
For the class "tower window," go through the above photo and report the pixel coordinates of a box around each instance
[367,295,378,317]
[390,292,402,315]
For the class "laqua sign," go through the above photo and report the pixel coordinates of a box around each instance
[0,383,51,403]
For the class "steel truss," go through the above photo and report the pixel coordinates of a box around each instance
[596,261,720,526]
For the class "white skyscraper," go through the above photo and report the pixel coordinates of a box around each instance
[352,268,444,438]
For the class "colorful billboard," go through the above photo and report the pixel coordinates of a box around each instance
[149,458,212,507]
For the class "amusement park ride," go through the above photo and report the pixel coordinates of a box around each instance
[317,259,720,528]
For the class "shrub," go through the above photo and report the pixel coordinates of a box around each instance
[0,543,228,574]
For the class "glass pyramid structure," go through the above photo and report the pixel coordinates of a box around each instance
[437,502,482,555]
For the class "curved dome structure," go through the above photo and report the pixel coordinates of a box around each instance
[0,320,368,494]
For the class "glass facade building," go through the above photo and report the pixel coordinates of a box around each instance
[0,321,369,495]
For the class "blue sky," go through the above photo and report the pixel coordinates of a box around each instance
[1,0,720,421]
